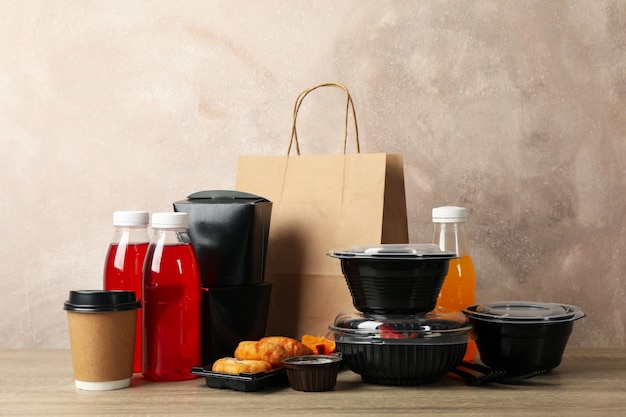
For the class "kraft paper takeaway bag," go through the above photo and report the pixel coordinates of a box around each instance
[236,83,408,338]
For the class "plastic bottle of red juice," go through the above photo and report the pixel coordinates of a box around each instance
[103,210,149,373]
[142,212,201,381]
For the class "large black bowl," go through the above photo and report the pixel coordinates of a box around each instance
[329,245,455,315]
[330,311,471,385]
[463,302,585,373]
[335,339,467,386]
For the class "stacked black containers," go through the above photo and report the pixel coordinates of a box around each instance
[174,190,272,364]
[328,244,472,385]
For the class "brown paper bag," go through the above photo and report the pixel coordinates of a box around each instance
[236,83,408,338]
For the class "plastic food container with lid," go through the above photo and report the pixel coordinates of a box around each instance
[463,301,585,373]
[282,355,343,392]
[328,244,456,314]
[329,310,472,385]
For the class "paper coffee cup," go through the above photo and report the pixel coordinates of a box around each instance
[64,290,140,391]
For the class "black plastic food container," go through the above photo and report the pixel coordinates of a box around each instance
[282,355,343,392]
[174,190,273,364]
[463,302,585,373]
[328,244,455,315]
[173,190,272,287]
[201,283,272,364]
[191,366,287,392]
[330,311,471,385]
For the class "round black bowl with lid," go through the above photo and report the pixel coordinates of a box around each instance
[328,244,456,315]
[463,301,585,373]
[329,310,472,385]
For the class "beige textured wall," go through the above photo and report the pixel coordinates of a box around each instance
[1,1,624,348]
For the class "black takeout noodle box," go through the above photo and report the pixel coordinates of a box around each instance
[173,190,272,287]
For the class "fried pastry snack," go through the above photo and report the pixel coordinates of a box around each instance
[260,336,314,357]
[234,341,290,368]
[212,357,273,374]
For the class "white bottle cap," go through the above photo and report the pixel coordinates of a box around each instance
[151,212,189,229]
[113,211,149,226]
[432,206,467,223]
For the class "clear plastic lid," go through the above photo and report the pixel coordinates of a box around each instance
[282,355,342,367]
[329,310,472,345]
[328,244,456,260]
[463,301,585,324]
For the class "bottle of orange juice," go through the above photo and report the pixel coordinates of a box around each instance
[432,206,476,362]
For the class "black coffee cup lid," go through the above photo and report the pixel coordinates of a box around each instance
[63,290,141,312]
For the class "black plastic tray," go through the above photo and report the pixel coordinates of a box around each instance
[191,366,288,392]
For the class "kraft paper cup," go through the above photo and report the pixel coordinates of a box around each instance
[64,290,140,391]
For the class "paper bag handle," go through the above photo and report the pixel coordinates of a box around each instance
[287,82,360,155]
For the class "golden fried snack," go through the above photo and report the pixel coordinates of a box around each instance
[260,336,314,357]
[234,341,290,368]
[211,357,272,374]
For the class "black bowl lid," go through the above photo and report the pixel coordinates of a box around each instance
[463,301,585,324]
[328,244,456,260]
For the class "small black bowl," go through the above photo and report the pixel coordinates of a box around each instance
[282,355,343,392]
[329,244,455,315]
[463,302,585,373]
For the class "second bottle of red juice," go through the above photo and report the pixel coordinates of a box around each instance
[142,212,201,381]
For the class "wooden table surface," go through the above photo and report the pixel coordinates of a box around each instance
[2,348,625,416]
